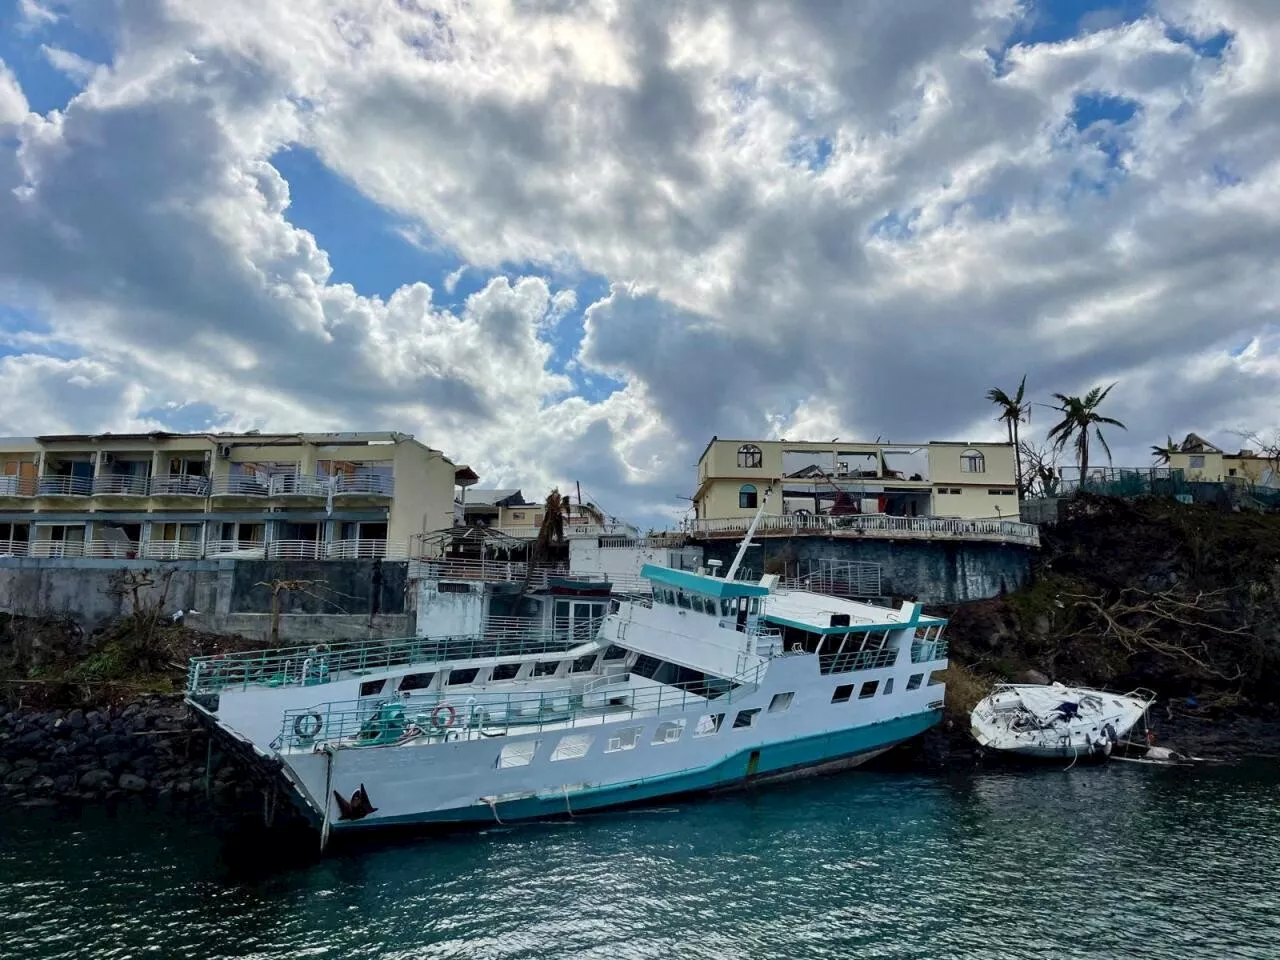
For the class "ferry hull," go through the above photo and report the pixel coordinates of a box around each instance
[315,709,940,832]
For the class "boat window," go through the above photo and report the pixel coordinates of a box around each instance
[399,671,435,692]
[676,591,692,610]
[694,713,723,737]
[550,734,594,761]
[602,644,628,661]
[768,692,794,712]
[652,719,686,744]
[533,661,560,678]
[859,680,879,699]
[359,679,386,697]
[571,654,597,673]
[906,673,923,691]
[832,684,854,703]
[732,708,761,730]
[927,670,945,687]
[631,654,664,680]
[883,678,895,695]
[490,663,521,681]
[720,599,733,617]
[739,483,758,509]
[496,740,540,768]
[447,667,479,686]
[748,598,759,614]
[604,726,643,753]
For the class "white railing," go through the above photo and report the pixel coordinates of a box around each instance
[37,475,94,497]
[28,540,139,559]
[205,539,268,558]
[266,539,325,560]
[141,540,204,560]
[149,475,211,497]
[92,475,150,496]
[325,538,408,560]
[491,522,639,540]
[684,513,1039,546]
[330,474,395,496]
[269,475,330,497]
[0,539,29,556]
[0,476,36,497]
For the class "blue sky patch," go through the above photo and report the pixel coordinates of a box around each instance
[787,135,834,173]
[135,402,231,432]
[1071,92,1138,130]
[1165,24,1231,59]
[0,0,112,115]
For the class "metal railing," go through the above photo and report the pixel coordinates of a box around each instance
[326,538,407,560]
[27,540,141,559]
[276,660,769,749]
[187,626,595,695]
[205,539,268,558]
[685,513,1039,547]
[210,475,272,497]
[141,540,203,560]
[0,476,37,497]
[491,522,639,540]
[0,539,29,556]
[92,475,150,496]
[910,638,949,663]
[149,475,211,497]
[37,475,94,496]
[330,474,395,496]
[269,475,330,497]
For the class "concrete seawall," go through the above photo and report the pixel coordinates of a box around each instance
[697,536,1033,603]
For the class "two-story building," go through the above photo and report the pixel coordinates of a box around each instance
[0,431,472,560]
[457,488,639,540]
[691,437,1020,524]
[1167,433,1278,488]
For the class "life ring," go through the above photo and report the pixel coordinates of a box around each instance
[430,703,457,730]
[293,712,323,739]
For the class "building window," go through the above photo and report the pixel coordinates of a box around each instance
[950,488,961,495]
[1190,455,1205,469]
[960,449,986,473]
[737,444,763,468]
[739,484,758,509]
[936,488,949,495]
[694,714,724,738]
[1228,468,1237,477]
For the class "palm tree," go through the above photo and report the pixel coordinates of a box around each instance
[1151,435,1179,465]
[986,375,1030,493]
[1047,383,1126,482]
[520,488,570,597]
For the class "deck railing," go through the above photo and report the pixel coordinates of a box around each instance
[330,474,395,497]
[186,626,598,695]
[37,476,94,497]
[685,513,1039,546]
[141,540,203,560]
[276,660,769,749]
[149,475,211,497]
[91,475,151,496]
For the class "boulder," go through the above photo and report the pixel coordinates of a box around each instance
[27,775,55,794]
[52,774,76,794]
[14,757,37,770]
[102,751,131,773]
[3,767,36,785]
[66,709,87,731]
[118,773,148,792]
[79,769,114,791]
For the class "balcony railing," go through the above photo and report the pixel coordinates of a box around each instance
[149,475,211,497]
[684,513,1040,547]
[28,540,141,559]
[0,540,29,557]
[326,538,408,560]
[141,540,203,560]
[205,539,268,558]
[210,475,272,497]
[92,475,150,496]
[269,475,330,497]
[0,476,36,497]
[329,474,395,497]
[491,522,638,540]
[37,475,94,497]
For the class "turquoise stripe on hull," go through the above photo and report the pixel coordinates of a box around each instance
[334,709,941,832]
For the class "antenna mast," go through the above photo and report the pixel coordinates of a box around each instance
[725,483,773,582]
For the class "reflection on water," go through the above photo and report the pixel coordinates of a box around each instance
[2,763,1277,960]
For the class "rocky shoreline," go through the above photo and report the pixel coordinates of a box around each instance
[0,694,257,807]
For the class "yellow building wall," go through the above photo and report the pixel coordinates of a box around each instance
[1168,451,1224,483]
[931,485,1019,519]
[927,443,1017,486]
[388,441,457,552]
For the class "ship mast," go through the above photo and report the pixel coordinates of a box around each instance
[724,483,773,582]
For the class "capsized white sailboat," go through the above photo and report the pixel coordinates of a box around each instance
[970,682,1156,760]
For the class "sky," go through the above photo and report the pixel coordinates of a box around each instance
[0,0,1277,528]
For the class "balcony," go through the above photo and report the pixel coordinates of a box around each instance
[0,476,36,498]
[28,540,139,559]
[324,538,408,560]
[330,474,394,497]
[141,540,203,560]
[210,476,271,498]
[37,475,94,497]
[492,522,637,540]
[206,539,268,558]
[92,475,150,497]
[269,475,330,498]
[150,475,211,497]
[0,539,29,557]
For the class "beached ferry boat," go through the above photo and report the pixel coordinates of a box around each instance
[185,510,949,841]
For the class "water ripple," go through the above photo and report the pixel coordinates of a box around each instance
[2,764,1277,960]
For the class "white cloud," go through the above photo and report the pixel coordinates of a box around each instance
[41,45,98,84]
[17,0,58,31]
[0,60,28,126]
[1,0,1280,523]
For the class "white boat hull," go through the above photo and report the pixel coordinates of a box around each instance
[971,683,1154,761]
